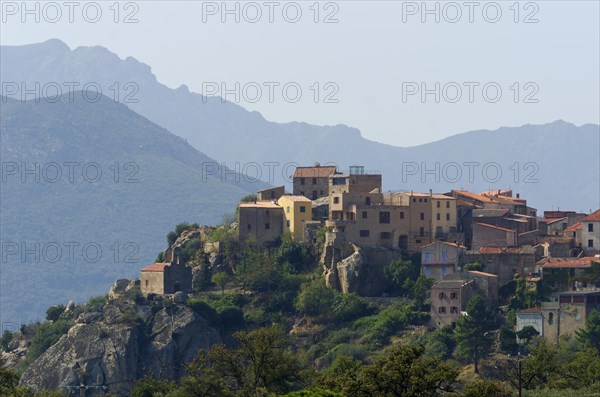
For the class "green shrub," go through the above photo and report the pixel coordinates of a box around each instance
[45,305,65,322]
[26,320,71,364]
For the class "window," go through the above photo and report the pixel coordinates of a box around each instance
[450,292,457,299]
[589,223,594,232]
[446,213,450,221]
[437,201,440,208]
[450,306,458,314]
[300,206,306,213]
[416,239,422,243]
[439,292,444,299]
[286,220,290,227]
[265,223,270,230]
[419,227,425,237]
[360,230,370,237]
[420,212,425,220]
[562,223,568,230]
[333,177,346,185]
[362,211,368,219]
[247,224,251,230]
[419,198,422,202]
[145,280,149,287]
[436,213,441,220]
[548,312,554,325]
[413,198,416,203]
[400,211,405,219]
[379,211,390,224]
[286,206,290,213]
[312,191,317,199]
[300,178,305,185]
[380,232,391,239]
[333,197,340,204]
[424,198,427,202]
[446,201,450,208]
[312,178,317,184]
[438,307,446,314]
[366,197,371,205]
[589,239,595,248]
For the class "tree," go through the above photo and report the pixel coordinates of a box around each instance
[0,364,19,396]
[516,325,539,344]
[295,279,336,316]
[207,326,305,396]
[1,330,14,352]
[211,272,230,295]
[324,345,458,397]
[454,295,496,373]
[406,275,434,311]
[45,305,65,322]
[384,259,420,295]
[464,262,482,271]
[577,309,600,353]
[132,375,176,397]
[459,379,511,397]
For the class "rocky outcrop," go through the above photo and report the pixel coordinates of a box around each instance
[19,284,221,396]
[323,241,403,296]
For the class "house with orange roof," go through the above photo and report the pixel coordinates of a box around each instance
[140,256,192,296]
[581,209,600,255]
[537,256,600,293]
[293,163,337,200]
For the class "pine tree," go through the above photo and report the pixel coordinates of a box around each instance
[454,295,496,373]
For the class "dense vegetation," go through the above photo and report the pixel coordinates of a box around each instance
[2,221,600,396]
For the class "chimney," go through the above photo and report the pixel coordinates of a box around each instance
[429,189,433,197]
[516,193,520,199]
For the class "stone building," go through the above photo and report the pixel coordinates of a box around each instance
[238,201,284,248]
[537,256,600,293]
[517,291,600,345]
[257,186,285,201]
[420,241,467,281]
[472,222,517,251]
[293,163,337,200]
[140,258,192,296]
[581,209,600,256]
[467,245,539,286]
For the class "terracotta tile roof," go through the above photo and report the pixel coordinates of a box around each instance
[142,262,172,272]
[278,195,312,202]
[565,222,582,232]
[467,270,498,278]
[582,209,600,222]
[473,222,515,233]
[479,246,532,254]
[452,190,496,203]
[538,257,599,269]
[239,201,281,209]
[518,308,542,314]
[407,192,456,200]
[543,217,567,225]
[421,241,466,249]
[293,165,337,178]
[472,208,510,218]
[432,280,472,289]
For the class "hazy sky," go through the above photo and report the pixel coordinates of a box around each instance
[1,0,599,146]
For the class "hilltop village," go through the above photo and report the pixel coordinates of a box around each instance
[141,163,600,344]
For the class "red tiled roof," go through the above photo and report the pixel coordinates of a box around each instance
[565,222,582,232]
[239,201,281,209]
[582,209,600,222]
[293,166,337,178]
[452,190,496,203]
[142,262,172,272]
[421,241,466,249]
[538,257,599,269]
[479,246,523,254]
[543,217,567,225]
[467,270,498,278]
[473,222,515,233]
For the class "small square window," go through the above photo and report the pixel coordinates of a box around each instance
[300,206,306,213]
[265,223,270,230]
[247,224,251,230]
[362,211,368,219]
[300,178,305,185]
[359,230,370,237]
[400,212,405,219]
[333,197,340,204]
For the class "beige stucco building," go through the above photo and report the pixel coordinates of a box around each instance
[140,259,192,296]
[238,201,284,248]
[278,195,312,240]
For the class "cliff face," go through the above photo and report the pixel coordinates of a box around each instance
[19,281,221,396]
